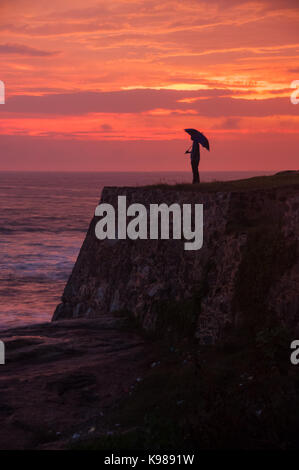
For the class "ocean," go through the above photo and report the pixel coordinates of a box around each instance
[0,171,272,329]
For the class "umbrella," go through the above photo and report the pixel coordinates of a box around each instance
[184,128,210,151]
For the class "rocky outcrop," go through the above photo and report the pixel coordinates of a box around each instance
[0,316,153,449]
[53,177,299,344]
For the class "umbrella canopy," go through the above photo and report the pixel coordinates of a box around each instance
[184,128,210,151]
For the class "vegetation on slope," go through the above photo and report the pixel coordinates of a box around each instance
[143,170,299,193]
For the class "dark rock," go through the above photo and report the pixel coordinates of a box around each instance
[0,317,154,450]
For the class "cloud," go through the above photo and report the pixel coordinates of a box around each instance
[100,123,113,131]
[3,89,297,118]
[192,97,298,117]
[0,43,58,56]
[214,117,241,129]
[3,88,235,115]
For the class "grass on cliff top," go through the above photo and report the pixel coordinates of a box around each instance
[142,170,299,193]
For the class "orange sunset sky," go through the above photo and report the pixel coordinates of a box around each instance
[0,0,298,171]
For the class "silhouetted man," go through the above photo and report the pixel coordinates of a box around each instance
[186,137,200,183]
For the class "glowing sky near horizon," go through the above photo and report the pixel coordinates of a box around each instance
[0,0,298,171]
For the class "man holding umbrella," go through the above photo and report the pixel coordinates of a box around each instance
[184,129,210,184]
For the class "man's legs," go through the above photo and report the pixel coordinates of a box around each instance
[191,159,200,184]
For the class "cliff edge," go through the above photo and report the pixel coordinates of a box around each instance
[52,172,299,344]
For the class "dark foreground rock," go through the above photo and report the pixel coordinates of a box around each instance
[0,316,154,450]
[1,310,299,450]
